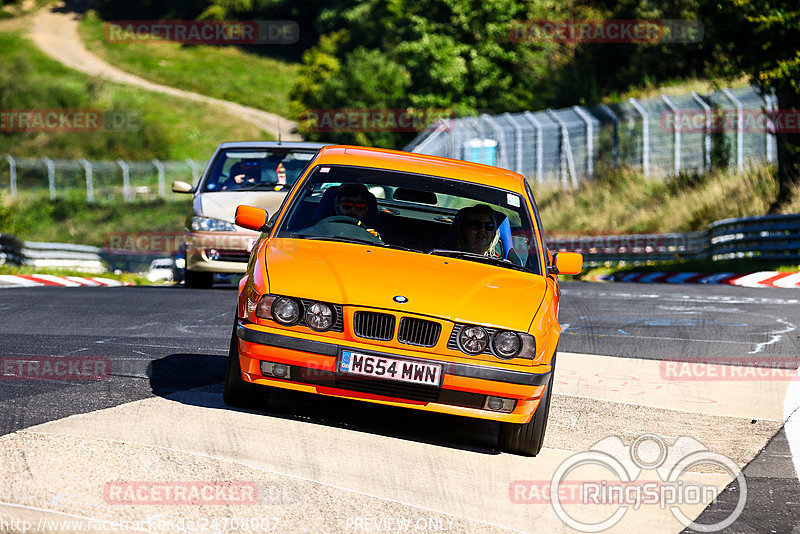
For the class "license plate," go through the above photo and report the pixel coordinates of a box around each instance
[339,350,442,386]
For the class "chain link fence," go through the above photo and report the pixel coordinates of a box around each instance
[405,85,778,187]
[0,156,207,202]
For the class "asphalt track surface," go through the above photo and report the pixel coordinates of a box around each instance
[0,282,798,533]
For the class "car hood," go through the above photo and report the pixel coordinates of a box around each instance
[263,238,547,332]
[197,191,288,223]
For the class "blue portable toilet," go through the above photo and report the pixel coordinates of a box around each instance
[462,139,498,165]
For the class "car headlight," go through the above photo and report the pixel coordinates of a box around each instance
[272,297,301,325]
[304,302,335,331]
[459,325,488,355]
[191,216,236,232]
[493,331,521,359]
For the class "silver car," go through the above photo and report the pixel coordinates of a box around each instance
[172,141,329,288]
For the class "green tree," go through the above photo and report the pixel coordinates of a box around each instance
[701,0,800,208]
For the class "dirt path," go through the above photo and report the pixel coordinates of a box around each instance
[27,2,301,140]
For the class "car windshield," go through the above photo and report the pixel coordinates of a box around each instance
[275,164,543,275]
[202,148,318,192]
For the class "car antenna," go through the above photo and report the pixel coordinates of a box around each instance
[278,119,282,144]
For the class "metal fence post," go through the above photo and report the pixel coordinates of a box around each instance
[523,112,544,184]
[691,91,712,172]
[661,95,681,175]
[722,88,744,172]
[153,159,166,198]
[117,159,131,201]
[546,109,578,189]
[42,157,55,200]
[5,155,16,198]
[765,93,778,165]
[78,158,94,203]
[185,158,201,186]
[629,98,650,178]
[600,105,619,166]
[503,113,525,175]
[572,106,595,179]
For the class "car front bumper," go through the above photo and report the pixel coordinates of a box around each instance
[185,231,257,274]
[235,322,551,424]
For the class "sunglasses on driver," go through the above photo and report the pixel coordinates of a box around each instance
[466,220,496,231]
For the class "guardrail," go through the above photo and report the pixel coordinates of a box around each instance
[0,237,106,273]
[549,213,800,265]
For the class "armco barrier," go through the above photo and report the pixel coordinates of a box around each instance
[0,236,105,272]
[0,234,24,266]
[549,213,800,266]
[707,213,800,262]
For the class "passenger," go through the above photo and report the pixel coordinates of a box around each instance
[454,204,499,255]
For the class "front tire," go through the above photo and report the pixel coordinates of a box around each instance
[499,353,556,456]
[184,269,213,288]
[223,323,268,409]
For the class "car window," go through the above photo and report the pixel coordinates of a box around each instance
[275,164,543,275]
[202,149,317,192]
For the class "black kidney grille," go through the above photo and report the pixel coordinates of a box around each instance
[398,317,441,347]
[353,311,395,341]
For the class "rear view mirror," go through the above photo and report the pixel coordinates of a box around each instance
[235,205,269,231]
[392,188,438,204]
[550,251,583,275]
[172,180,194,193]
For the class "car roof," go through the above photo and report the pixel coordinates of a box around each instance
[312,145,527,191]
[216,141,331,150]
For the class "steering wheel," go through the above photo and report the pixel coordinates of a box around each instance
[316,215,383,243]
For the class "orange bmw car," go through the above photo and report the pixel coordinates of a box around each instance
[225,146,582,456]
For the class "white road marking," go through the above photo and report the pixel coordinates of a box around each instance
[749,318,797,354]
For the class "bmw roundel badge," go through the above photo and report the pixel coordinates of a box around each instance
[393,295,408,303]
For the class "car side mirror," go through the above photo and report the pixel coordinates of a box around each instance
[235,205,269,231]
[172,180,194,194]
[548,251,583,275]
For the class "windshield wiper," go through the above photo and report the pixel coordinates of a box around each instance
[427,249,531,273]
[288,234,416,252]
[296,235,382,246]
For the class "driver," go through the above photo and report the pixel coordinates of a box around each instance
[221,162,258,190]
[334,183,371,221]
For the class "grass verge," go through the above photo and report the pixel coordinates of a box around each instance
[0,29,272,160]
[0,196,189,246]
[79,11,300,120]
[534,164,799,236]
